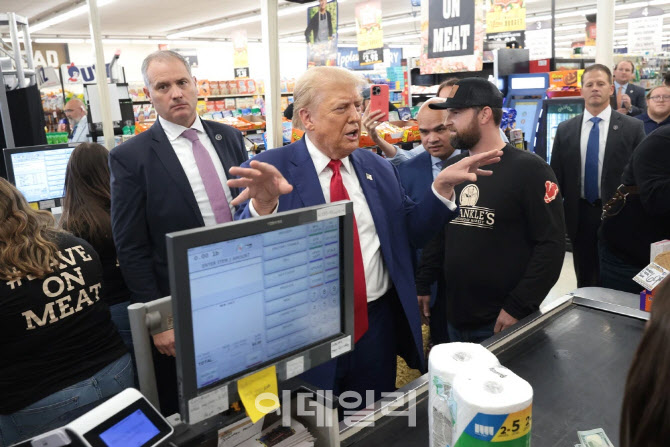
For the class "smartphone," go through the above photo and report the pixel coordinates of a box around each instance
[370,84,390,122]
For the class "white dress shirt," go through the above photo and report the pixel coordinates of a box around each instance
[580,106,611,199]
[159,116,234,226]
[68,115,92,143]
[248,135,457,301]
[305,136,391,302]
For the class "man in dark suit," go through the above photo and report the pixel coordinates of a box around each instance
[109,50,247,414]
[551,64,645,287]
[227,66,502,412]
[613,60,646,117]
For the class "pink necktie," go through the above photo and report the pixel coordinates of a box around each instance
[181,128,233,224]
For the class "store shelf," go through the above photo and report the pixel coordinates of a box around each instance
[132,92,294,105]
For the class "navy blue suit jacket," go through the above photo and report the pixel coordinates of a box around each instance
[236,139,458,372]
[397,150,433,204]
[110,119,248,303]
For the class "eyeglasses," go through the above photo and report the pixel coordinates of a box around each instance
[649,95,670,102]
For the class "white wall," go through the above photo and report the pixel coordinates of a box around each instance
[66,41,419,84]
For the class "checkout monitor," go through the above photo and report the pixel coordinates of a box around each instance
[3,143,77,206]
[167,202,355,423]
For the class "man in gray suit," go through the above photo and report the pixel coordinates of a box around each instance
[550,64,645,287]
[613,60,646,117]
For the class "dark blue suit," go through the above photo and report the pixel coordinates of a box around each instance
[110,119,248,303]
[236,139,457,398]
[110,119,247,415]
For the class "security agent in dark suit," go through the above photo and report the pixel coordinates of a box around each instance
[613,60,647,117]
[550,64,645,287]
[109,50,247,414]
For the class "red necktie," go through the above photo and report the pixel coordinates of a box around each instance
[327,159,368,342]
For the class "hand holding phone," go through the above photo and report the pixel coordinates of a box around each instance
[369,84,390,122]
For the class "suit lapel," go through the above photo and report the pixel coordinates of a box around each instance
[150,120,204,225]
[202,121,236,190]
[349,150,383,226]
[602,111,622,189]
[287,139,326,207]
[568,114,584,188]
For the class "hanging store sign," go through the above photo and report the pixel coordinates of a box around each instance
[427,0,475,58]
[525,20,551,60]
[174,48,199,69]
[355,0,384,65]
[232,29,249,79]
[627,6,663,54]
[486,0,525,34]
[306,0,339,67]
[60,63,111,85]
[421,0,484,74]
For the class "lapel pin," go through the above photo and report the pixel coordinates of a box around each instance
[613,125,619,130]
[215,134,223,141]
[366,173,373,181]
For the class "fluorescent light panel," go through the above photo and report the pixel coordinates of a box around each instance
[30,0,114,32]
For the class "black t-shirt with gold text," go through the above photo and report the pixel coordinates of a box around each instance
[0,232,126,414]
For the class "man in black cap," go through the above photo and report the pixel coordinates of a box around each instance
[415,77,566,343]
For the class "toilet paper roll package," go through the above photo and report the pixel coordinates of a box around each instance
[428,343,500,447]
[452,366,533,447]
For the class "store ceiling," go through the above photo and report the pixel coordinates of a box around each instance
[1,0,668,47]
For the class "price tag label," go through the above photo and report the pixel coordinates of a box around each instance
[234,67,249,79]
[358,49,382,66]
[633,262,670,291]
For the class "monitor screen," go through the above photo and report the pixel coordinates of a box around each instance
[188,218,342,389]
[509,99,541,147]
[98,409,160,447]
[3,144,77,203]
[167,203,355,423]
[545,100,584,162]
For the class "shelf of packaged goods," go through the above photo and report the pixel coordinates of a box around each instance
[132,92,294,105]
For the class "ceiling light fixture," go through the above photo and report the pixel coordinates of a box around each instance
[30,0,115,32]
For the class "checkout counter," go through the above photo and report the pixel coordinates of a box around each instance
[16,288,645,447]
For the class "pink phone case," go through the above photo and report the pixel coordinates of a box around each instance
[370,84,390,122]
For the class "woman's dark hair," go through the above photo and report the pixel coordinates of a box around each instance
[620,275,670,447]
[60,142,112,245]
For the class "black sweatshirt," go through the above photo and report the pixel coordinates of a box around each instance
[416,145,566,330]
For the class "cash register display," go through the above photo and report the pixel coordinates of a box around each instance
[7,147,75,202]
[98,409,160,447]
[187,217,342,389]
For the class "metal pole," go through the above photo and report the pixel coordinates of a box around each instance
[261,0,282,149]
[21,21,36,86]
[0,72,14,148]
[127,303,160,410]
[595,0,615,67]
[550,0,555,70]
[86,0,116,150]
[8,13,25,88]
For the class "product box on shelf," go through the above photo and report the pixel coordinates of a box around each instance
[224,98,236,110]
[210,81,222,96]
[197,80,211,97]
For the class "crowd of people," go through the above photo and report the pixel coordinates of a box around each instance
[2,50,669,445]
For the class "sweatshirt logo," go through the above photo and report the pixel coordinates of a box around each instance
[452,184,495,229]
[544,181,559,203]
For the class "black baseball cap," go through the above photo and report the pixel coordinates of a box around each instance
[429,77,504,110]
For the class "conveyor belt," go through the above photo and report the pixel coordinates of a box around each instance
[344,299,646,447]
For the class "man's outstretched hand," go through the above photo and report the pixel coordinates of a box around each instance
[433,149,503,200]
[228,161,293,215]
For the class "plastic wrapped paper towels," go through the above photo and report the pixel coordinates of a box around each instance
[428,343,500,447]
[451,366,533,446]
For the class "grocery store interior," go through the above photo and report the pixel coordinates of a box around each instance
[1,0,669,446]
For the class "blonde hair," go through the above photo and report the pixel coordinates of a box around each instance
[0,178,62,280]
[293,66,366,125]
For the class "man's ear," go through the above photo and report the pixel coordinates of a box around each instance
[478,107,492,125]
[299,107,315,131]
[143,87,152,103]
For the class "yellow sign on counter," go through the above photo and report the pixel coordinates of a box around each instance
[237,366,280,423]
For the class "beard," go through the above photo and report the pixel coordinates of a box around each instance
[449,121,481,150]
